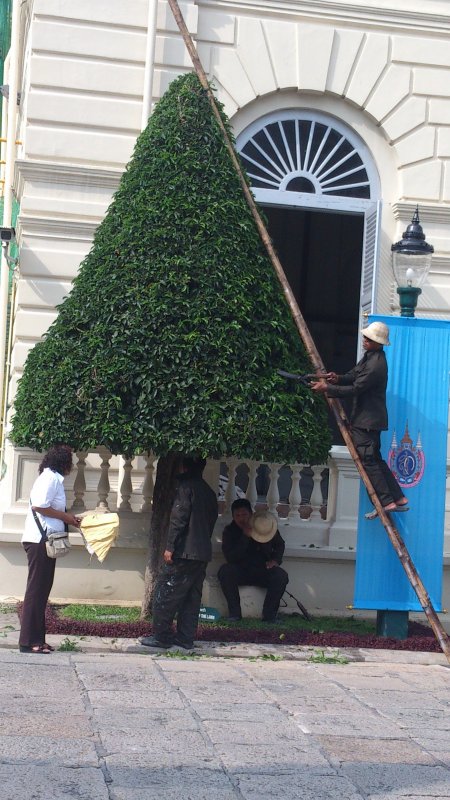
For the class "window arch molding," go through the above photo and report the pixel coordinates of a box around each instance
[236,109,381,213]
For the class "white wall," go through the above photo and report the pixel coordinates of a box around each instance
[1,0,450,604]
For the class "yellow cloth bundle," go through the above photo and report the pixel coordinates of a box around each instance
[79,512,120,563]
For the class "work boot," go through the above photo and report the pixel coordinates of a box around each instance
[172,637,195,650]
[139,635,172,649]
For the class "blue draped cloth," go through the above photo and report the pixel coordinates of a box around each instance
[353,315,450,611]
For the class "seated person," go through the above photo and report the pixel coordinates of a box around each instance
[218,499,288,622]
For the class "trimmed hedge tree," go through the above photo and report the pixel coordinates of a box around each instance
[11,73,331,608]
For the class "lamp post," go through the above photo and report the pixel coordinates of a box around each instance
[391,207,434,317]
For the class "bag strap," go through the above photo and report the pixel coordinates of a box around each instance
[30,500,47,541]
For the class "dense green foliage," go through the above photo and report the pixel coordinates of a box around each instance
[11,73,330,462]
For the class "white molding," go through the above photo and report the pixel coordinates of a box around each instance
[14,160,123,195]
[197,0,450,34]
[16,215,98,241]
[431,256,450,272]
[392,202,450,225]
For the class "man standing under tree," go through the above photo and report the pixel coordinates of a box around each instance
[140,457,218,650]
[311,321,409,519]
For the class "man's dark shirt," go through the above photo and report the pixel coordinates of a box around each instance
[221,521,285,570]
[325,349,388,430]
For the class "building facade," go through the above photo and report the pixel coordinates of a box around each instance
[0,0,449,612]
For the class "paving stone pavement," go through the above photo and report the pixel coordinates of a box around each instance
[0,646,449,800]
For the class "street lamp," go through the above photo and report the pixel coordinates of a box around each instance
[391,207,434,318]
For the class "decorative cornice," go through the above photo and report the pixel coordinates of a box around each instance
[14,160,123,195]
[392,202,450,225]
[16,215,98,241]
[431,256,450,272]
[197,0,450,34]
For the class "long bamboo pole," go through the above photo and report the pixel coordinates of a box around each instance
[166,0,450,663]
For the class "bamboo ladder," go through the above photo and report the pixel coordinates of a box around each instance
[166,0,450,663]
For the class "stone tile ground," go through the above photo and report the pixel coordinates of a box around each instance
[0,648,449,800]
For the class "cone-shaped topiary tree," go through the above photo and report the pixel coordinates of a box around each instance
[11,73,331,610]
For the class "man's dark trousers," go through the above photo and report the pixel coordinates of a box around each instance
[152,558,206,646]
[218,563,288,621]
[351,427,404,507]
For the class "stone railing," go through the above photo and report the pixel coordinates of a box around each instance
[64,448,333,529]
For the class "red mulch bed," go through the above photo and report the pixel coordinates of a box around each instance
[32,604,443,653]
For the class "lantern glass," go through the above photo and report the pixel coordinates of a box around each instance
[392,251,432,289]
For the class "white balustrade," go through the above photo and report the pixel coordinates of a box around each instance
[288,463,302,521]
[71,450,88,511]
[309,465,326,521]
[97,447,112,511]
[246,461,259,509]
[119,456,133,510]
[67,450,331,532]
[266,463,281,516]
[326,456,337,523]
[141,452,156,512]
[223,458,238,518]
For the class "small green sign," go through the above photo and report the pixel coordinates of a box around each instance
[198,606,221,622]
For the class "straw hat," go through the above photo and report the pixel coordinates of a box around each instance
[361,321,390,346]
[249,510,277,543]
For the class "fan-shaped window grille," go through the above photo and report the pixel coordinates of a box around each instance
[239,117,371,200]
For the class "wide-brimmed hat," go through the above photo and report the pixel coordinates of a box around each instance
[249,510,277,543]
[361,321,390,346]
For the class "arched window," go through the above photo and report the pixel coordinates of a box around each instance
[237,110,379,207]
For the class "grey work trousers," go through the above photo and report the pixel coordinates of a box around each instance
[152,558,207,647]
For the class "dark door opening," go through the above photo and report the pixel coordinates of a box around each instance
[263,206,364,444]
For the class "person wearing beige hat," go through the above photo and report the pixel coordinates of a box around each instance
[311,321,408,519]
[218,500,288,622]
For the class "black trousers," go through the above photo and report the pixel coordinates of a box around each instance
[19,541,56,648]
[352,427,405,507]
[152,558,207,647]
[218,563,289,621]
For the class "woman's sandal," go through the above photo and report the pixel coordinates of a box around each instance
[19,644,53,654]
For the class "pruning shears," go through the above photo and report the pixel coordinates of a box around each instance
[277,369,326,386]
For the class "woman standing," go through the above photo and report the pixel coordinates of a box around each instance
[19,444,81,654]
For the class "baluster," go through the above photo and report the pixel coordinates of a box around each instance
[119,456,133,510]
[97,447,112,511]
[266,463,281,516]
[320,467,330,521]
[309,464,325,520]
[141,452,156,511]
[288,463,302,521]
[223,458,238,518]
[325,458,337,525]
[246,460,258,510]
[71,450,88,511]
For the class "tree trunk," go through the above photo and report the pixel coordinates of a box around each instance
[140,451,182,619]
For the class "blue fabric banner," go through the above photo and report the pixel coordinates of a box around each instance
[353,315,450,611]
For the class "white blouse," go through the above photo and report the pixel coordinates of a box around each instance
[22,468,66,544]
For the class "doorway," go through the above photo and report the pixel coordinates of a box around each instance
[263,205,365,443]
